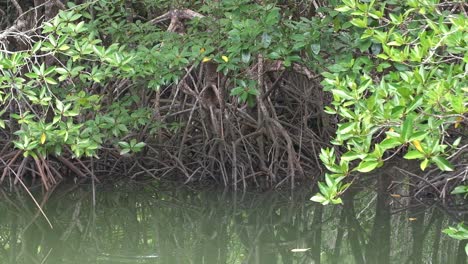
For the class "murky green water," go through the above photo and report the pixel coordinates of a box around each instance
[0,181,466,264]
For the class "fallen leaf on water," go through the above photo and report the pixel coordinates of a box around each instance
[390,193,401,198]
[409,218,417,221]
[291,248,310,252]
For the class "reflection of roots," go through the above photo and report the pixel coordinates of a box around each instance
[384,157,468,203]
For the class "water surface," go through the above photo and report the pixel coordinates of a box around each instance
[0,180,466,264]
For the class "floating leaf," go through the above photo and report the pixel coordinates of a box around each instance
[291,248,311,252]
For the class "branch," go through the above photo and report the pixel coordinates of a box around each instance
[11,0,24,16]
[0,20,28,41]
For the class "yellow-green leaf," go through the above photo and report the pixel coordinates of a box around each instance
[412,140,424,153]
[40,133,46,144]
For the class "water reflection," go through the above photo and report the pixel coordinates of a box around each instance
[0,181,466,264]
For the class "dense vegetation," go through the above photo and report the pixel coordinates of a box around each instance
[1,0,338,189]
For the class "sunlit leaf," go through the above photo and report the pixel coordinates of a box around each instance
[403,150,424,160]
[432,156,454,171]
[356,160,379,173]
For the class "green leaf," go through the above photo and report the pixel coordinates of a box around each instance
[317,182,329,197]
[409,132,427,142]
[331,197,343,204]
[134,142,146,148]
[432,156,454,171]
[380,138,401,150]
[56,100,64,112]
[310,194,327,204]
[44,77,58,85]
[451,185,468,195]
[337,122,355,135]
[420,159,429,171]
[118,141,130,148]
[335,6,352,12]
[350,18,367,28]
[331,89,354,100]
[401,115,414,142]
[356,160,379,173]
[55,67,68,74]
[261,32,272,48]
[264,8,280,26]
[25,72,39,79]
[310,44,321,55]
[404,150,425,160]
[120,149,131,155]
[341,151,366,162]
[406,95,423,113]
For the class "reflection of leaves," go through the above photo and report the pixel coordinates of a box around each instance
[443,223,468,245]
